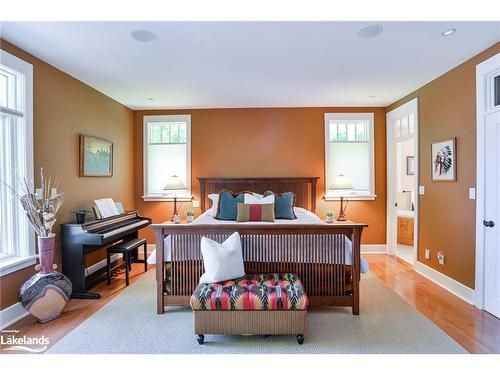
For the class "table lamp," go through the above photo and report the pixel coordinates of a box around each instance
[331,174,353,221]
[163,175,186,222]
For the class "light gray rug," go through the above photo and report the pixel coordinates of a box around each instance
[48,271,466,354]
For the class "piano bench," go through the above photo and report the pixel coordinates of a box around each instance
[107,238,147,287]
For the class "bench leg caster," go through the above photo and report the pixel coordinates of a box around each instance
[197,334,205,345]
[296,334,305,345]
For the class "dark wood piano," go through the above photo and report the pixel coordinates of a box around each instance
[61,211,151,299]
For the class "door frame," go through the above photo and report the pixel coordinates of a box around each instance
[386,98,419,264]
[475,52,500,309]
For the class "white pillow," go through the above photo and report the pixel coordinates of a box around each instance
[199,232,245,284]
[206,193,219,216]
[252,192,264,199]
[244,193,274,205]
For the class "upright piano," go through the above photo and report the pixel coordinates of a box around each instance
[61,211,151,299]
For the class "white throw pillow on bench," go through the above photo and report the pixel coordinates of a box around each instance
[199,232,245,284]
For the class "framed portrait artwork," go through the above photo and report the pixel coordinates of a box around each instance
[406,156,415,175]
[79,135,113,177]
[431,137,456,182]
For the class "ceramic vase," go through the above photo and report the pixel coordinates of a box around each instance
[18,235,72,323]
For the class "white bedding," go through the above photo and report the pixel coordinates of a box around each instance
[147,207,369,273]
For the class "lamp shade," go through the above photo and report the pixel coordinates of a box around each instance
[331,174,353,190]
[163,175,186,191]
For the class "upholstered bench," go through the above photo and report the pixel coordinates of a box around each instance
[190,273,308,345]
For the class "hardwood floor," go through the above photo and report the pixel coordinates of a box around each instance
[2,255,499,354]
[366,254,500,354]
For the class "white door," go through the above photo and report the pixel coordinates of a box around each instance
[386,98,419,263]
[484,110,500,318]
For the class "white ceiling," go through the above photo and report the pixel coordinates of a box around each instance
[1,21,499,109]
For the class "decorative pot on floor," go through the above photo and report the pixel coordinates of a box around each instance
[8,167,72,323]
[18,234,72,323]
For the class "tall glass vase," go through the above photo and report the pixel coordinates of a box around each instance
[18,235,72,323]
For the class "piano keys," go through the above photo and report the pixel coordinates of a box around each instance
[61,211,151,299]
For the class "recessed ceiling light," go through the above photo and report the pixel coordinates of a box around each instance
[355,24,383,39]
[131,29,157,43]
[441,28,456,37]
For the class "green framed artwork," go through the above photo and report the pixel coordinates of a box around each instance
[79,135,113,177]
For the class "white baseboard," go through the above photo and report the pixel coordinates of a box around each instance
[414,261,475,305]
[0,302,29,330]
[361,244,387,254]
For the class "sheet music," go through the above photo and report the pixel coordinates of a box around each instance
[94,198,120,218]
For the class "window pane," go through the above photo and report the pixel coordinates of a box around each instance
[347,123,356,141]
[328,142,370,191]
[147,143,187,194]
[170,124,179,143]
[337,123,347,141]
[178,123,186,143]
[394,119,401,138]
[0,73,7,108]
[401,116,409,136]
[356,122,367,141]
[408,114,415,134]
[329,122,337,141]
[161,124,170,143]
[150,124,161,143]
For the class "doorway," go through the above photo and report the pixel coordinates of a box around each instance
[387,98,419,265]
[476,52,500,318]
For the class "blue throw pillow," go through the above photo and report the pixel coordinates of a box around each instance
[215,190,246,221]
[263,191,296,219]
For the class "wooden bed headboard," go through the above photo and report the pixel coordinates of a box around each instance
[197,177,319,213]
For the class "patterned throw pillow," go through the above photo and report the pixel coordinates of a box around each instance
[215,190,248,221]
[263,191,296,219]
[236,203,275,222]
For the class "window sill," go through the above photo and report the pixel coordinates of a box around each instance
[323,194,377,201]
[0,255,37,277]
[142,195,193,202]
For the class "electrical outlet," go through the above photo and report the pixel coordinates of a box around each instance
[192,200,200,208]
[424,249,431,260]
[437,251,445,265]
[419,186,425,195]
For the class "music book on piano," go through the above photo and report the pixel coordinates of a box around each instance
[94,198,120,218]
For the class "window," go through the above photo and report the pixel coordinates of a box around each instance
[0,50,35,275]
[143,115,191,200]
[324,113,375,200]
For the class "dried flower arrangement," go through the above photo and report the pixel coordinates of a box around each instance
[12,168,64,237]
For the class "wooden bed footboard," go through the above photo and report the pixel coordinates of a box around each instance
[152,223,366,315]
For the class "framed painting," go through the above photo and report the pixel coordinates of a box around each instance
[406,156,415,175]
[431,137,456,182]
[79,135,113,177]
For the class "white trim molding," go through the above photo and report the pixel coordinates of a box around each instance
[475,51,500,310]
[415,261,475,305]
[0,254,37,276]
[360,244,387,254]
[0,302,28,330]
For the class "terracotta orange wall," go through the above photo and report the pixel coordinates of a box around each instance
[387,41,500,289]
[0,40,135,310]
[134,107,387,245]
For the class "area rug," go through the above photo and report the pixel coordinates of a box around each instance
[48,271,466,354]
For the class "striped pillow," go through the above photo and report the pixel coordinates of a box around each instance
[236,203,275,222]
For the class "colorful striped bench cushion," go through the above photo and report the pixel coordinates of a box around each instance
[190,273,309,311]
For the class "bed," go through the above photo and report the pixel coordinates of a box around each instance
[151,177,367,315]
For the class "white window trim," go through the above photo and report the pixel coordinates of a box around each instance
[142,114,191,201]
[324,112,376,201]
[0,49,35,274]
